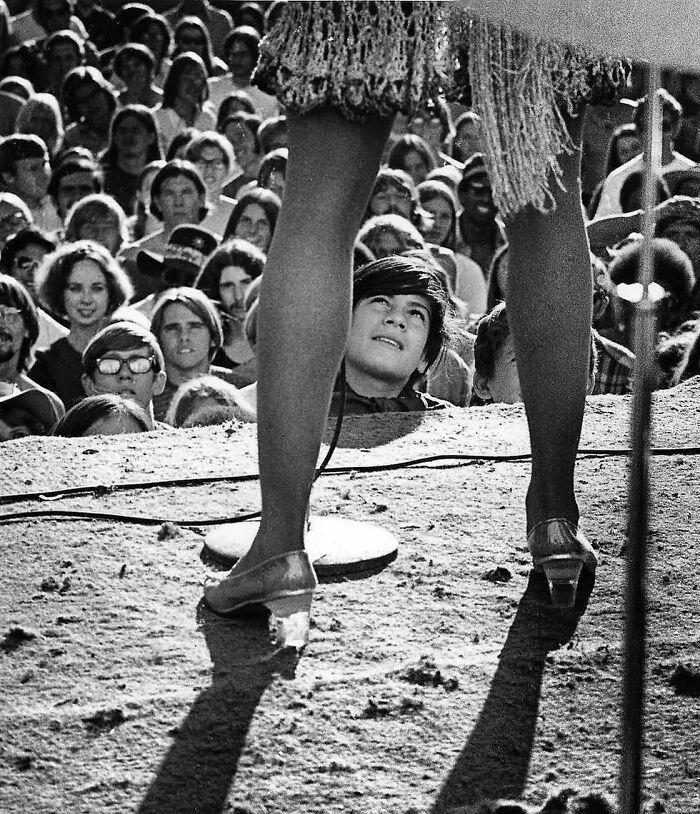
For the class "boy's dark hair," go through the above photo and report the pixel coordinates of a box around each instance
[149,159,207,221]
[619,171,669,213]
[634,88,683,131]
[194,238,266,303]
[0,273,39,372]
[257,115,287,154]
[352,255,452,371]
[0,135,47,177]
[150,287,224,360]
[47,158,103,203]
[608,237,695,300]
[52,394,151,437]
[82,320,165,378]
[473,301,510,382]
[257,147,287,186]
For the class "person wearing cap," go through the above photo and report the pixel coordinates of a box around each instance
[208,26,279,120]
[593,89,696,219]
[81,320,167,428]
[0,273,65,432]
[0,228,66,349]
[0,135,61,235]
[131,224,219,320]
[149,286,236,422]
[456,153,507,279]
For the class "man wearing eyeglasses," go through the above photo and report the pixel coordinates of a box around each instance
[81,321,167,429]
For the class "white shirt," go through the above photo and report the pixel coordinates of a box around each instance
[208,76,280,122]
[154,104,216,154]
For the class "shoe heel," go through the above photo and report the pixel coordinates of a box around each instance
[540,557,584,608]
[265,593,314,649]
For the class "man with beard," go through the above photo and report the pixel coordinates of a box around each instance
[0,273,65,437]
[455,153,506,280]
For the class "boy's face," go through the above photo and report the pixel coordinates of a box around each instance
[345,293,432,388]
[9,156,50,203]
[83,344,166,410]
[158,302,213,374]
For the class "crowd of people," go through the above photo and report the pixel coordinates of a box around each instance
[1,0,700,446]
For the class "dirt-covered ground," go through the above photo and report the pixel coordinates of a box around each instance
[1,382,699,813]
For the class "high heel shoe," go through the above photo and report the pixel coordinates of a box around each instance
[527,518,598,608]
[203,550,318,648]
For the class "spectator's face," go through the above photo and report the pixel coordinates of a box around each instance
[484,333,521,404]
[0,406,45,441]
[218,265,252,319]
[659,221,700,272]
[460,176,496,225]
[401,149,430,186]
[73,84,112,129]
[224,120,257,172]
[63,259,110,329]
[260,167,285,201]
[113,115,155,161]
[616,133,642,166]
[9,242,49,297]
[0,201,31,248]
[56,170,96,221]
[370,183,412,220]
[421,195,453,245]
[0,302,28,369]
[138,23,167,63]
[154,175,204,226]
[158,302,212,373]
[39,0,71,33]
[76,216,122,255]
[226,39,255,81]
[176,26,207,60]
[176,64,207,102]
[453,120,482,161]
[344,293,431,388]
[84,344,165,410]
[234,203,271,251]
[195,146,229,193]
[46,43,81,82]
[119,56,151,91]
[23,108,59,155]
[369,229,405,259]
[11,156,51,203]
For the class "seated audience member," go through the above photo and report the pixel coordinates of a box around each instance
[100,105,163,217]
[0,274,65,423]
[586,123,642,219]
[473,302,599,404]
[185,131,237,236]
[388,133,437,187]
[13,0,89,45]
[364,168,422,227]
[63,194,129,257]
[0,74,31,138]
[456,153,506,279]
[47,158,103,226]
[72,0,120,53]
[32,240,133,407]
[128,11,173,90]
[0,193,33,251]
[234,2,265,34]
[223,187,280,253]
[654,195,700,310]
[215,90,257,126]
[41,29,85,105]
[52,393,152,436]
[81,321,167,428]
[149,286,235,421]
[256,147,287,201]
[154,52,215,155]
[209,26,278,121]
[165,128,199,161]
[0,229,65,348]
[257,114,287,155]
[594,89,695,219]
[112,44,163,109]
[0,387,62,441]
[450,111,483,164]
[172,16,226,77]
[417,179,488,316]
[165,0,233,60]
[0,135,61,234]
[608,236,696,349]
[61,67,118,157]
[330,255,455,415]
[403,99,455,162]
[194,237,264,382]
[16,93,65,160]
[165,374,253,427]
[133,224,219,318]
[219,111,262,199]
[425,164,463,194]
[357,213,426,260]
[127,160,166,243]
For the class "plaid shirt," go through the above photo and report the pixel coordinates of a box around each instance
[591,330,635,395]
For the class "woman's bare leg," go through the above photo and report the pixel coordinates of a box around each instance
[241,108,393,569]
[506,112,591,532]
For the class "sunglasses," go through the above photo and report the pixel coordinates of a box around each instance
[0,305,23,325]
[95,356,155,375]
